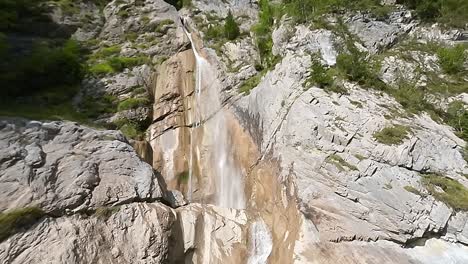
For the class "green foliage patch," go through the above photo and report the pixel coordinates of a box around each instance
[422,174,468,211]
[326,154,358,171]
[397,0,468,28]
[0,207,45,242]
[373,125,410,145]
[117,98,151,111]
[437,44,466,75]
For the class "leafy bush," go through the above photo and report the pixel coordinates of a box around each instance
[89,62,114,75]
[0,207,45,242]
[0,0,49,32]
[307,58,334,88]
[89,56,148,76]
[1,39,84,97]
[397,0,468,28]
[446,100,468,141]
[373,125,410,145]
[252,0,279,67]
[117,98,150,111]
[224,10,240,40]
[422,174,468,211]
[239,73,263,95]
[282,0,392,23]
[79,95,117,119]
[437,45,466,75]
[112,117,150,140]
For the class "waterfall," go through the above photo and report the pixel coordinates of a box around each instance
[183,21,245,209]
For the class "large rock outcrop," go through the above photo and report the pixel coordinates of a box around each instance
[0,119,164,214]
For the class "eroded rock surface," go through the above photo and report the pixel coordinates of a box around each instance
[0,119,164,214]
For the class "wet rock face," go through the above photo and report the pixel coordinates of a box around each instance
[0,119,164,214]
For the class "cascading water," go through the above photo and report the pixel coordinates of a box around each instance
[183,22,245,209]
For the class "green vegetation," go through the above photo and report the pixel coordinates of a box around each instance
[422,174,468,211]
[163,0,192,10]
[437,45,466,75]
[117,97,151,111]
[177,171,189,183]
[94,206,121,219]
[373,125,410,145]
[112,117,150,140]
[89,56,149,76]
[154,19,174,33]
[446,100,468,142]
[0,207,45,242]
[397,0,468,28]
[354,154,366,161]
[326,154,358,171]
[404,185,424,196]
[0,38,89,123]
[307,58,334,88]
[239,74,263,95]
[281,0,392,24]
[224,10,240,40]
[252,0,280,68]
[1,39,84,97]
[79,95,118,119]
[0,0,48,32]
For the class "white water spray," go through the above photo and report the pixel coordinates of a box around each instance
[183,21,245,209]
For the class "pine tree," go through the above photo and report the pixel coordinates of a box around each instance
[224,10,240,40]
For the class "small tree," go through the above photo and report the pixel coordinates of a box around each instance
[224,10,240,40]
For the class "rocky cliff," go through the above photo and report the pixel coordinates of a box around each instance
[1,0,468,263]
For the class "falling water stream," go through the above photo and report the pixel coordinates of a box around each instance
[182,20,273,263]
[183,22,245,209]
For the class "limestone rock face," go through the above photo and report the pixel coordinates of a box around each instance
[346,11,414,54]
[235,51,468,249]
[0,119,163,214]
[0,203,175,264]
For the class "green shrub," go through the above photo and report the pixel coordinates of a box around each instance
[239,73,263,95]
[308,58,334,88]
[404,185,424,196]
[398,0,468,28]
[437,45,466,75]
[373,125,410,145]
[79,95,117,119]
[112,117,150,140]
[422,174,468,211]
[326,154,358,171]
[205,24,223,41]
[89,62,114,75]
[89,56,148,76]
[390,82,428,114]
[224,10,240,40]
[94,206,120,219]
[154,19,174,33]
[117,98,150,111]
[1,39,84,97]
[117,9,129,18]
[446,100,468,141]
[0,207,45,242]
[252,0,280,68]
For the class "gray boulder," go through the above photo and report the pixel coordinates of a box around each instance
[0,119,164,214]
